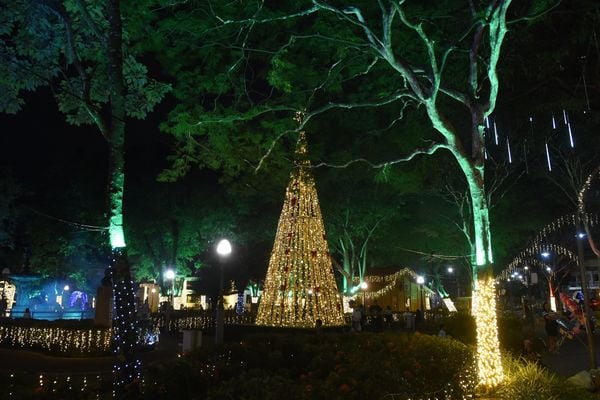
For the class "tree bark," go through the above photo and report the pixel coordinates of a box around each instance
[106,0,141,395]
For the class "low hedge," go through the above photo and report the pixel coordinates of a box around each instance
[0,318,158,356]
[144,331,476,399]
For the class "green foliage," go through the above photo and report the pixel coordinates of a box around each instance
[1,1,170,123]
[440,312,477,345]
[498,314,527,354]
[0,168,20,251]
[496,355,598,400]
[145,332,476,400]
[424,312,526,354]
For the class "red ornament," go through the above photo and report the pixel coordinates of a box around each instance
[285,248,290,255]
[314,287,320,293]
[291,197,297,206]
[310,250,317,258]
[280,285,286,291]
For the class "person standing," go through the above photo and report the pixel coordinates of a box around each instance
[351,303,362,332]
[370,300,383,332]
[0,295,7,318]
[438,324,447,338]
[403,307,414,331]
[384,305,394,328]
[415,308,423,331]
[542,302,559,353]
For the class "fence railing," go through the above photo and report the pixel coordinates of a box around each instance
[152,310,257,332]
[5,309,95,320]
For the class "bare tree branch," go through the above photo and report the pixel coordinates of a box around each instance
[313,141,448,169]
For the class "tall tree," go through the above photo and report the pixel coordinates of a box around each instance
[148,0,566,388]
[1,0,169,394]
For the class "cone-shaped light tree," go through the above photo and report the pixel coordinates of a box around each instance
[257,130,345,327]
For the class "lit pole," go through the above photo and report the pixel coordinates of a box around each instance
[63,284,69,304]
[360,281,368,306]
[575,221,597,369]
[416,275,425,311]
[541,252,555,310]
[447,266,458,297]
[165,269,175,308]
[215,239,231,346]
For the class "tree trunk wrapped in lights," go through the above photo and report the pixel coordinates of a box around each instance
[473,273,503,388]
[256,131,344,327]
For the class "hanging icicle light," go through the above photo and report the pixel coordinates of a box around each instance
[523,142,529,174]
[552,115,556,129]
[562,109,568,124]
[485,116,490,129]
[493,122,499,145]
[545,143,552,171]
[567,122,575,148]
[506,138,512,163]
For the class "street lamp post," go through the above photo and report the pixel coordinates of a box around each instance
[447,266,459,297]
[416,276,425,311]
[575,220,597,369]
[165,269,175,308]
[215,239,232,346]
[541,252,556,310]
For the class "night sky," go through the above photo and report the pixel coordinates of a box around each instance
[1,1,599,283]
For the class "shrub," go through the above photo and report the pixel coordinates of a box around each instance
[441,312,476,345]
[496,356,598,400]
[145,332,476,400]
[498,314,527,354]
[435,312,527,354]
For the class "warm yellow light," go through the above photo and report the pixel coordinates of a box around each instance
[473,277,504,389]
[256,131,344,327]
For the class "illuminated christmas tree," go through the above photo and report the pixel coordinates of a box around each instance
[256,130,344,327]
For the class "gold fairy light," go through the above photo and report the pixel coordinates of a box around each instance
[256,131,344,327]
[473,277,503,389]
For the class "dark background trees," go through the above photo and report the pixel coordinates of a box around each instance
[0,0,598,292]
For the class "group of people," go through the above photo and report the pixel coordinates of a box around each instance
[350,301,424,333]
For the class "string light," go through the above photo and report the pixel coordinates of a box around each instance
[352,268,429,299]
[498,213,599,280]
[473,277,503,389]
[0,324,157,354]
[256,129,344,328]
[109,248,142,395]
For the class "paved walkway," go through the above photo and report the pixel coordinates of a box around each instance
[542,331,600,376]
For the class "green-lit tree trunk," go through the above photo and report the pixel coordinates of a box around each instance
[106,0,141,395]
[459,155,503,388]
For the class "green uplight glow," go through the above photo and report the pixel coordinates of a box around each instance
[109,221,126,248]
